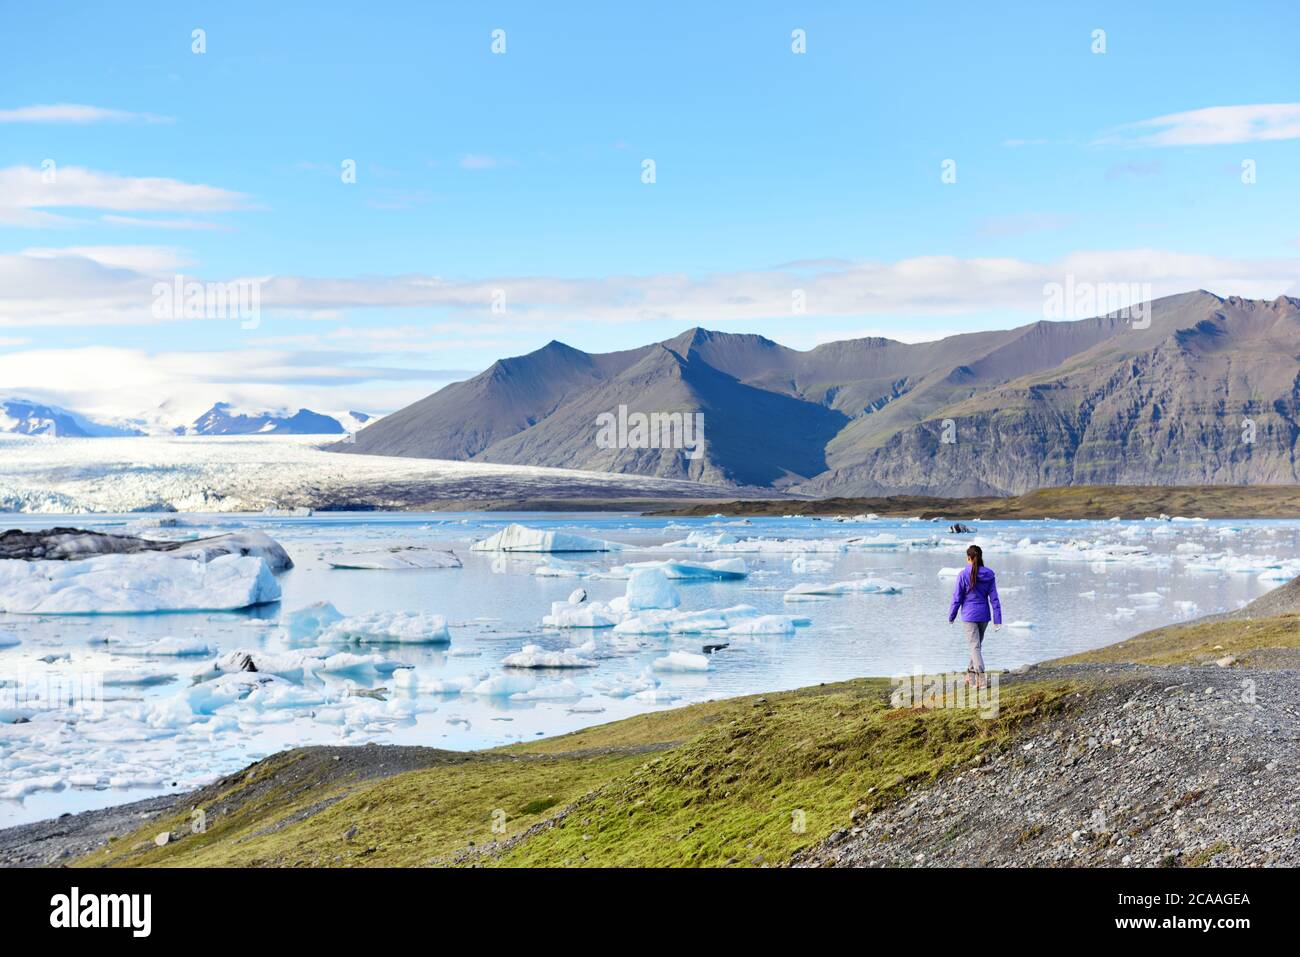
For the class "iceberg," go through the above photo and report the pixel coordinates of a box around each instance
[109,636,216,657]
[783,578,904,601]
[0,631,18,648]
[610,558,748,580]
[502,643,598,669]
[653,651,712,673]
[622,567,680,611]
[282,601,345,643]
[320,611,451,644]
[543,599,621,628]
[614,603,807,637]
[0,552,280,614]
[471,524,622,553]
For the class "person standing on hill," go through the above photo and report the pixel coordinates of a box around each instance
[948,544,1002,688]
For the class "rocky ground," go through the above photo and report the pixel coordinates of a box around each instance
[793,658,1300,868]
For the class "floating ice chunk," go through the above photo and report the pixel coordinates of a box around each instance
[511,679,584,700]
[783,578,903,601]
[0,775,66,801]
[471,524,622,553]
[0,552,280,615]
[1004,621,1036,629]
[938,566,964,577]
[614,603,806,637]
[653,651,711,672]
[1174,600,1199,617]
[314,651,401,677]
[427,674,482,694]
[327,547,461,570]
[466,672,537,697]
[0,631,18,648]
[102,670,176,688]
[660,530,739,550]
[612,558,748,580]
[791,555,833,574]
[183,671,288,715]
[1078,590,1097,599]
[502,643,598,669]
[168,530,294,573]
[1128,592,1164,603]
[592,670,658,698]
[543,600,620,629]
[320,611,450,644]
[624,568,680,611]
[110,636,215,657]
[532,558,591,578]
[282,601,345,642]
[199,649,313,683]
[567,588,588,605]
[633,688,680,704]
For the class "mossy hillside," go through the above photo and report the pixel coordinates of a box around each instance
[88,677,1076,867]
[1053,613,1300,666]
[493,679,1073,867]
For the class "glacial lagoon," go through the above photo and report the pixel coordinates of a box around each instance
[1,510,1295,826]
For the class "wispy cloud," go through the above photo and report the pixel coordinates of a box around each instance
[102,214,232,231]
[976,212,1076,238]
[458,153,516,170]
[1095,103,1300,147]
[0,103,172,124]
[0,165,251,228]
[3,246,1297,329]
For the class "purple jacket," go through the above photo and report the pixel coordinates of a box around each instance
[948,565,1002,624]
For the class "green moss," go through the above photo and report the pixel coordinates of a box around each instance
[82,678,1074,869]
[1053,613,1300,666]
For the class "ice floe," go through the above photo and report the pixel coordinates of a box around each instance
[502,643,598,669]
[320,611,451,644]
[471,523,622,553]
[783,578,905,601]
[653,651,712,672]
[0,552,281,614]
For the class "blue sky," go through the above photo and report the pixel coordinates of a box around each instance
[1,0,1298,424]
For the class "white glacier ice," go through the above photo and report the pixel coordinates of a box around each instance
[0,552,280,614]
[319,611,451,644]
[471,523,623,553]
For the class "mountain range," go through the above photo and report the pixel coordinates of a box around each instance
[333,291,1300,496]
[0,399,375,438]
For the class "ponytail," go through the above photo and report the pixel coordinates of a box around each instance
[966,545,983,584]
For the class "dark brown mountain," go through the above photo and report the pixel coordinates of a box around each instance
[332,291,1300,496]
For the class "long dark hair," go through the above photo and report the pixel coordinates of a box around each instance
[966,544,983,583]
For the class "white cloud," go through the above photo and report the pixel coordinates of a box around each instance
[21,245,195,272]
[458,153,515,170]
[1095,104,1300,147]
[0,103,170,124]
[0,165,250,228]
[2,246,1297,329]
[102,214,231,231]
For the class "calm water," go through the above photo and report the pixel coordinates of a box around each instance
[1,510,1295,826]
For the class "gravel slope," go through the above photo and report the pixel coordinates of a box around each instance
[793,660,1300,868]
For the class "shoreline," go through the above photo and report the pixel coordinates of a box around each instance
[6,578,1299,868]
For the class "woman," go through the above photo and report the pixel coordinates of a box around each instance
[948,544,1002,687]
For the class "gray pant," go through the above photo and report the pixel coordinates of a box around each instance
[963,620,989,673]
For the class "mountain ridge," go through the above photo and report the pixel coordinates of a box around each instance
[333,291,1300,495]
